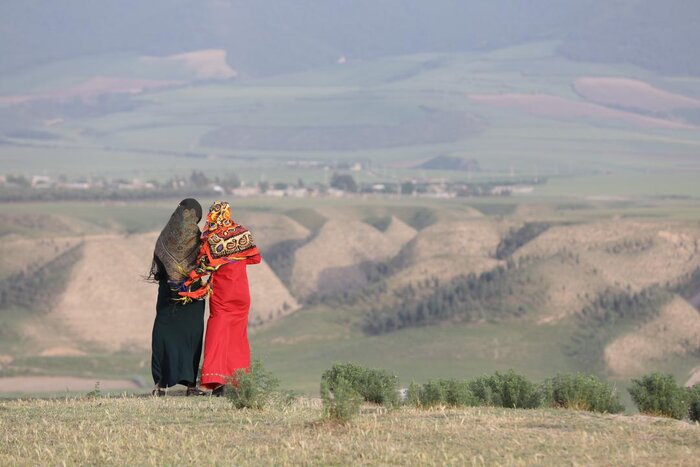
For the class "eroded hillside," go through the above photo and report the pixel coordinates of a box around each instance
[1,201,699,385]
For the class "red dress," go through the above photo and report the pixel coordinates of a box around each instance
[200,255,260,389]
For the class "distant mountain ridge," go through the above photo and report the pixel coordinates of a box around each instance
[1,0,699,76]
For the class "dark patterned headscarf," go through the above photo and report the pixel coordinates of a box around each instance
[149,198,202,282]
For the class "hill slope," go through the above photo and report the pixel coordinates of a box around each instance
[2,1,699,76]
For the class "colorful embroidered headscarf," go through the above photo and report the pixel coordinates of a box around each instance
[178,201,260,301]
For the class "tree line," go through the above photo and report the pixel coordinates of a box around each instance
[362,263,530,335]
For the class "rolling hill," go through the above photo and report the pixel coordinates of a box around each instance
[1,198,699,394]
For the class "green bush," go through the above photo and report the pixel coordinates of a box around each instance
[410,379,474,408]
[321,363,399,408]
[688,384,700,422]
[418,381,445,407]
[321,377,362,423]
[469,370,541,409]
[439,379,474,407]
[406,381,421,407]
[226,360,280,409]
[540,373,624,413]
[628,373,689,419]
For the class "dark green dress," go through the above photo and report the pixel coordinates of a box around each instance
[151,275,205,388]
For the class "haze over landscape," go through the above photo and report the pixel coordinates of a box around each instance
[3,2,700,464]
[1,0,699,406]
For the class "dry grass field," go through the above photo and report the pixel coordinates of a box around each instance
[0,396,698,466]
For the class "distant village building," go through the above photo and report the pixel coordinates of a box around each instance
[231,186,261,197]
[31,175,52,188]
[285,187,308,198]
[491,185,534,196]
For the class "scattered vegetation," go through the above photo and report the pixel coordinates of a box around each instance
[495,222,550,259]
[604,237,654,255]
[567,287,671,371]
[402,207,438,230]
[0,243,83,313]
[406,371,625,414]
[226,360,281,410]
[85,382,102,399]
[264,238,308,287]
[364,215,392,232]
[674,266,700,303]
[321,362,399,408]
[364,265,531,335]
[539,373,624,413]
[628,373,690,420]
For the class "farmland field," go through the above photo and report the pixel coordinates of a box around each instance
[3,43,700,188]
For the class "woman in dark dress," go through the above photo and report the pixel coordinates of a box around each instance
[148,198,206,396]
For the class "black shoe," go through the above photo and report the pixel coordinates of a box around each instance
[186,386,207,397]
[212,385,225,397]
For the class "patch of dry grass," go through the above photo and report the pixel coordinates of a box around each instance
[0,397,698,466]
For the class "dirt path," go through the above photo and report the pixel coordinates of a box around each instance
[0,376,140,393]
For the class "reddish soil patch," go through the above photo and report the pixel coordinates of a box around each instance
[469,93,691,129]
[575,77,700,113]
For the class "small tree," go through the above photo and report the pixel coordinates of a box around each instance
[189,170,210,188]
[330,173,358,193]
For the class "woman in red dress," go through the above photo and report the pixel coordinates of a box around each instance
[179,201,261,395]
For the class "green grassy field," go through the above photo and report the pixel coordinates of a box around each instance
[3,43,700,195]
[0,396,697,466]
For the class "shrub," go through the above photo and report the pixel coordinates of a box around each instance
[540,373,624,413]
[469,370,541,409]
[85,381,101,399]
[406,382,421,407]
[405,379,474,408]
[321,363,399,408]
[418,381,445,407]
[439,379,474,407]
[688,384,700,422]
[321,377,362,423]
[226,360,280,409]
[628,373,689,419]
